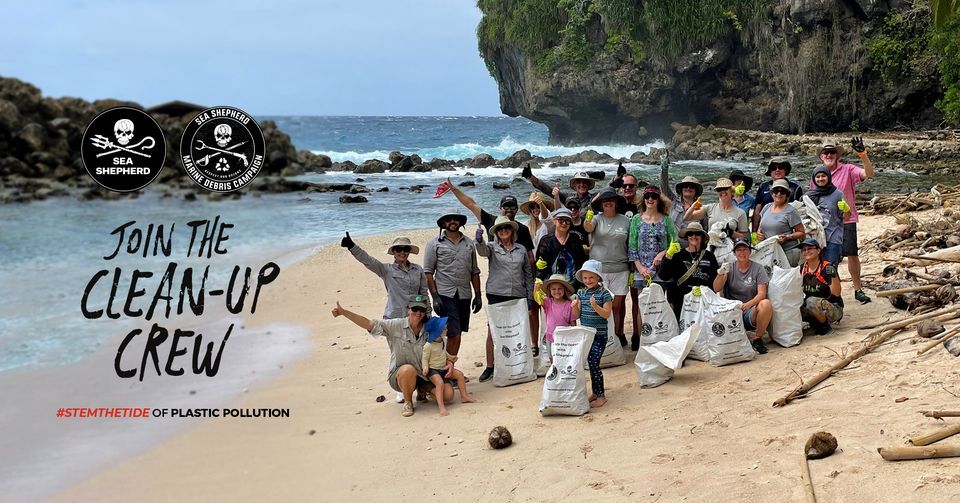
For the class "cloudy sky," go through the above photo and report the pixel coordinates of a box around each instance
[0,0,502,116]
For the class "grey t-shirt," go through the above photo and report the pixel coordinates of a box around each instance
[589,213,630,273]
[724,261,769,303]
[704,203,749,233]
[759,204,803,250]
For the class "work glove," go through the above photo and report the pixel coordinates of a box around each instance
[851,136,866,154]
[693,197,703,210]
[475,226,485,242]
[751,232,760,246]
[431,292,444,316]
[521,163,533,179]
[666,241,682,259]
[837,200,851,213]
[617,162,626,177]
[340,232,355,250]
[734,184,745,196]
[627,272,634,287]
[659,154,669,170]
[534,288,546,306]
[718,261,730,275]
[471,296,483,314]
[585,208,595,224]
[692,286,702,297]
[536,257,547,270]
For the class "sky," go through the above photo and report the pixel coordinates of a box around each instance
[0,0,503,116]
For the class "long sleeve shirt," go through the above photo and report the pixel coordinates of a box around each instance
[349,245,430,318]
[476,239,534,300]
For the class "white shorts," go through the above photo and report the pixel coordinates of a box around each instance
[603,270,629,296]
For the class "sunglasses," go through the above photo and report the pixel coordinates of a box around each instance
[393,246,411,253]
[566,204,581,210]
[501,205,518,211]
[681,185,697,190]
[556,218,572,225]
[770,165,788,170]
[622,184,637,189]
[772,189,789,195]
[410,306,427,313]
[716,187,730,192]
[495,226,513,233]
[821,150,837,156]
[643,193,659,200]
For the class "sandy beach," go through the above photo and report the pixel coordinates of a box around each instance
[45,216,960,502]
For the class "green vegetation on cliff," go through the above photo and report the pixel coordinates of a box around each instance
[933,17,960,124]
[477,0,771,75]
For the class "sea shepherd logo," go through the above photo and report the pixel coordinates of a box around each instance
[180,106,264,192]
[81,106,165,192]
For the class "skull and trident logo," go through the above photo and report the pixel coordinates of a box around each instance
[88,118,157,158]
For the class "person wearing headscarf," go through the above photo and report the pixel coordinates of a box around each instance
[806,166,850,267]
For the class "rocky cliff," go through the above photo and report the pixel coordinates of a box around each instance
[478,0,945,145]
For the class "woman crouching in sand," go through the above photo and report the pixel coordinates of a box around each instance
[331,294,454,417]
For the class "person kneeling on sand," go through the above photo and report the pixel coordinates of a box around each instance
[713,237,773,354]
[331,294,453,417]
[799,238,844,336]
[421,317,476,416]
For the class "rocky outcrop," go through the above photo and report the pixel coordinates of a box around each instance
[479,1,944,145]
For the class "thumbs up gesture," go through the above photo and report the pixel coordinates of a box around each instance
[666,240,682,258]
[837,200,851,213]
[331,301,344,317]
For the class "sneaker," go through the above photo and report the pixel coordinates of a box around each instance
[478,367,494,382]
[855,289,872,304]
[617,333,628,347]
[631,334,640,351]
[395,391,404,403]
[401,401,414,417]
[751,338,768,355]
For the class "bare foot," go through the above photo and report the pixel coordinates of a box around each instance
[589,397,608,408]
[588,394,597,402]
[461,396,477,404]
[439,409,449,416]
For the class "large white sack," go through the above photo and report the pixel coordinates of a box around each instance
[635,323,702,387]
[679,291,708,361]
[487,298,536,387]
[539,326,595,416]
[535,309,551,377]
[637,283,679,345]
[581,288,626,369]
[699,287,755,367]
[751,237,790,276]
[767,266,804,347]
[792,196,827,247]
[708,219,737,265]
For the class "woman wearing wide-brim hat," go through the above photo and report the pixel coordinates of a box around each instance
[658,222,720,320]
[752,157,804,232]
[340,232,431,320]
[475,215,535,379]
[583,187,632,347]
[728,169,755,216]
[520,191,555,249]
[659,153,707,246]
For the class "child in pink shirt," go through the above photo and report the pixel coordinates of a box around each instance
[539,275,580,359]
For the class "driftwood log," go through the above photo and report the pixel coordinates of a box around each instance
[878,445,960,461]
[909,422,960,446]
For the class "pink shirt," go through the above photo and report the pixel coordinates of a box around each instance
[811,162,865,224]
[542,297,576,343]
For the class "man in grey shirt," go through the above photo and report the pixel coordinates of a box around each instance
[423,212,481,356]
[713,238,773,354]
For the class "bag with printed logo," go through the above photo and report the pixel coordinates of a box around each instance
[679,290,708,361]
[598,288,626,367]
[635,322,702,387]
[767,266,804,347]
[487,298,537,387]
[535,309,551,377]
[539,326,596,415]
[680,287,755,366]
[750,237,790,277]
[791,196,826,248]
[637,283,679,345]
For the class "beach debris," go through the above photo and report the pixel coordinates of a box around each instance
[189,390,196,395]
[920,410,960,420]
[878,445,960,461]
[308,429,316,435]
[896,396,909,403]
[917,324,960,355]
[805,432,839,459]
[474,361,484,367]
[339,195,368,203]
[488,426,512,449]
[916,320,945,338]
[909,422,960,446]
[375,395,386,403]
[946,337,960,356]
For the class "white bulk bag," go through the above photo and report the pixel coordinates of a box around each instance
[635,323,702,387]
[767,266,804,347]
[751,237,790,276]
[580,288,626,369]
[680,287,756,366]
[535,309,551,377]
[539,326,596,416]
[637,283,679,345]
[487,298,536,387]
[679,290,708,361]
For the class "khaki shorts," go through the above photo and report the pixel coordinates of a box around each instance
[387,366,431,392]
[604,270,629,296]
[802,297,843,324]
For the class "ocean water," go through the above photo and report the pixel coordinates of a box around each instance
[0,116,950,374]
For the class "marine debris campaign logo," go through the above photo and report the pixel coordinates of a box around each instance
[180,106,265,192]
[81,106,166,192]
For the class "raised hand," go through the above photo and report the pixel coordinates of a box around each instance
[718,261,730,275]
[475,226,484,241]
[340,232,355,249]
[666,240,682,258]
[617,162,626,177]
[536,257,547,270]
[734,184,745,196]
[838,200,851,213]
[851,136,866,154]
[331,300,344,317]
[521,163,533,179]
[692,197,703,210]
[585,208,595,223]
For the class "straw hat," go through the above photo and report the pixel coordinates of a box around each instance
[519,192,555,216]
[542,274,575,297]
[386,236,419,255]
[818,143,845,157]
[679,222,707,239]
[714,178,734,190]
[490,215,519,234]
[675,176,704,199]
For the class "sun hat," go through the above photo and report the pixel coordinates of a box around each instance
[574,259,604,284]
[569,172,596,190]
[765,157,792,176]
[542,274,575,297]
[771,179,790,192]
[714,178,734,190]
[490,215,519,234]
[675,176,704,199]
[818,143,845,157]
[800,237,822,249]
[728,169,754,192]
[551,207,573,220]
[589,187,627,213]
[408,294,430,309]
[519,192,555,216]
[679,222,707,238]
[733,237,753,250]
[386,236,419,255]
[424,316,448,342]
[436,212,467,229]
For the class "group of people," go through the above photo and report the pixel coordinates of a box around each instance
[331,138,875,416]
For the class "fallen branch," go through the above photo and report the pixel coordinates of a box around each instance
[921,410,960,419]
[801,454,817,503]
[877,445,960,461]
[869,305,960,336]
[876,284,943,297]
[909,422,960,446]
[917,325,960,355]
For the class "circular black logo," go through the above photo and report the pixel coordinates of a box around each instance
[712,322,726,337]
[81,106,165,192]
[179,106,264,192]
[501,345,511,358]
[641,323,653,337]
[546,365,558,381]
